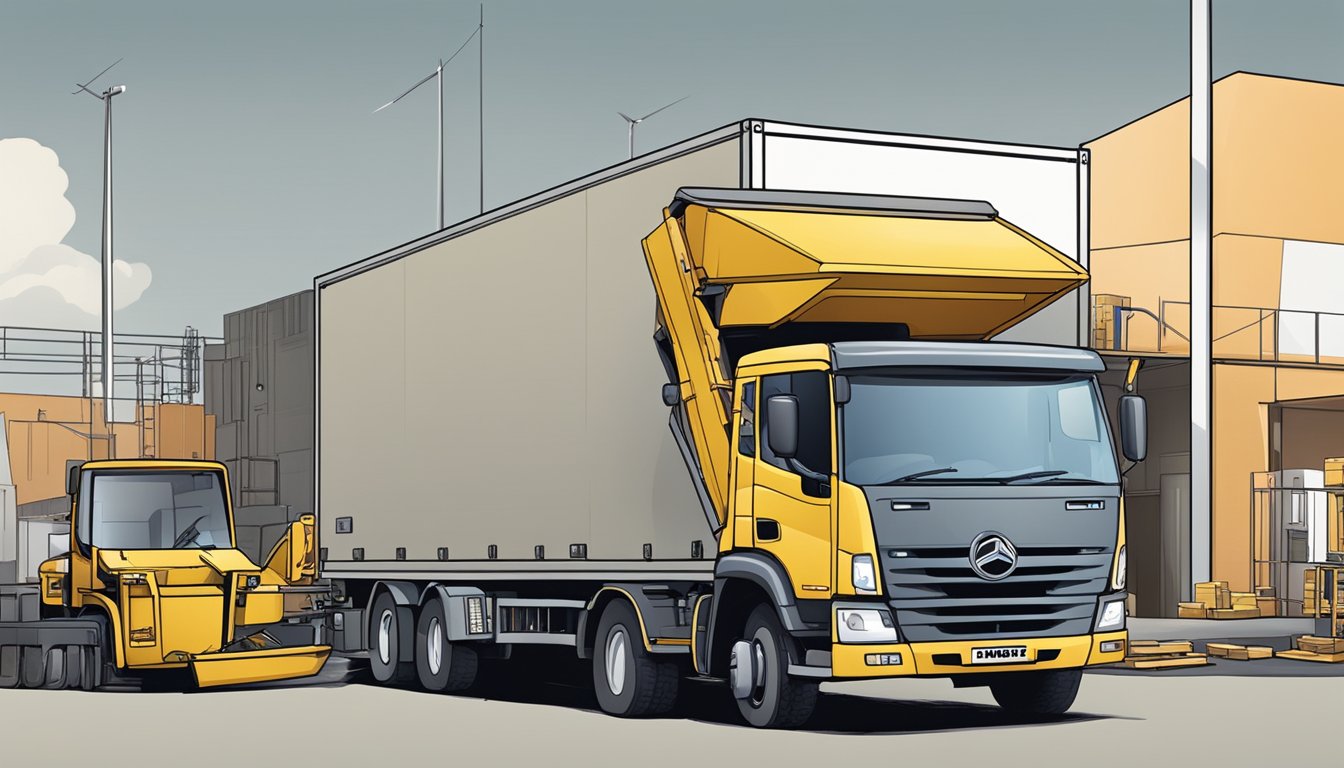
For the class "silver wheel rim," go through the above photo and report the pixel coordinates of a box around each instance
[749,631,769,708]
[604,626,628,696]
[427,616,444,676]
[377,609,393,665]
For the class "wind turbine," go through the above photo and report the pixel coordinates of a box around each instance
[375,24,481,230]
[73,58,127,424]
[618,96,688,159]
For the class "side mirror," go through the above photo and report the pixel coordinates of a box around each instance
[1119,394,1148,463]
[766,395,799,459]
[67,463,83,496]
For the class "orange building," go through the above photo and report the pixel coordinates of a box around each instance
[1086,72,1344,615]
[0,392,215,514]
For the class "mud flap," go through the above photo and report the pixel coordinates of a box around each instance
[189,644,330,688]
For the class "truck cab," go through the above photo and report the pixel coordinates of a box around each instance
[713,341,1139,715]
[0,459,330,689]
[645,187,1144,726]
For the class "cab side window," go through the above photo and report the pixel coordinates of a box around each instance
[760,371,832,495]
[738,381,756,457]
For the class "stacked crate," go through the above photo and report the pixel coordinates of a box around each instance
[1121,640,1209,669]
[1092,294,1131,350]
[1178,581,1262,619]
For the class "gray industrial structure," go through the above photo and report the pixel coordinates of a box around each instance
[203,290,314,564]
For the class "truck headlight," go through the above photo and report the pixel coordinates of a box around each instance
[1113,545,1127,590]
[836,606,899,643]
[851,554,878,595]
[1095,598,1126,631]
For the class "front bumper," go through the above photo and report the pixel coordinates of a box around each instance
[188,644,331,688]
[830,631,1127,678]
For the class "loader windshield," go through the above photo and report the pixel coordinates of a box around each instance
[842,373,1119,486]
[77,470,233,550]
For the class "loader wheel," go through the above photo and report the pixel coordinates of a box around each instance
[415,595,478,692]
[368,590,416,685]
[592,600,678,717]
[733,605,818,729]
[988,668,1082,716]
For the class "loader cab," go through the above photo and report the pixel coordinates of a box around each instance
[56,460,239,609]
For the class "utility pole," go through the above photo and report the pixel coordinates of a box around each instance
[74,61,127,425]
[1190,0,1213,592]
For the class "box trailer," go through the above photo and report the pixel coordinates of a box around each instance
[316,119,1144,727]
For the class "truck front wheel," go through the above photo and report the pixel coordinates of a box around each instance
[415,595,478,692]
[733,605,818,729]
[368,591,416,685]
[988,668,1082,716]
[591,600,678,717]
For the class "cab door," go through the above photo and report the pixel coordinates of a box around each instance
[752,370,834,597]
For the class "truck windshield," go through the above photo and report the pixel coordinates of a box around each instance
[842,373,1119,486]
[79,471,232,550]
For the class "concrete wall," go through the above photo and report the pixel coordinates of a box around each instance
[205,290,314,520]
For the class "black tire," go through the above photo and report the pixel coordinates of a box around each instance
[415,596,479,692]
[368,590,416,685]
[592,600,679,717]
[735,605,818,729]
[988,669,1082,716]
[79,610,132,690]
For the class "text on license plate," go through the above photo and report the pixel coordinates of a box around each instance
[971,646,1031,664]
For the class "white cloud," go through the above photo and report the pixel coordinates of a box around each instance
[0,137,152,329]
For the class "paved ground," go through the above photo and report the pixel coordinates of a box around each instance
[1,641,1339,767]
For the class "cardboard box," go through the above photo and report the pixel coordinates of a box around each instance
[1231,592,1258,610]
[1178,602,1208,619]
[1256,597,1278,617]
[1195,582,1232,610]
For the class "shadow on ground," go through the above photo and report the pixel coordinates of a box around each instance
[289,651,1116,736]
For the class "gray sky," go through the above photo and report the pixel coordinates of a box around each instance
[1,0,1341,337]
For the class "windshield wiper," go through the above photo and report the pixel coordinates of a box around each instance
[993,470,1069,484]
[875,467,959,485]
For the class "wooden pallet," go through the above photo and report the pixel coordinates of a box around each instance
[1121,653,1210,669]
[1297,636,1344,655]
[1276,649,1344,663]
[1206,643,1273,660]
[1129,640,1194,655]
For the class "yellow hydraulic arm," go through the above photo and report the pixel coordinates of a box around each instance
[644,211,735,527]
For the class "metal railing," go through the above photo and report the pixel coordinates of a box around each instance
[1094,299,1344,365]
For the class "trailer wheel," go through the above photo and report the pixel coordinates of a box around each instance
[733,605,818,729]
[368,590,416,685]
[988,669,1082,716]
[415,595,478,692]
[592,600,678,717]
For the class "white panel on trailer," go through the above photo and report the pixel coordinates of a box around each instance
[751,122,1087,346]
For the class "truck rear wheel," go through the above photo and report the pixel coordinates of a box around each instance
[988,669,1082,716]
[415,595,478,692]
[368,591,416,685]
[733,605,818,729]
[592,600,678,717]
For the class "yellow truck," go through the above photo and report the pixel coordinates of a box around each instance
[0,459,329,690]
[315,120,1145,728]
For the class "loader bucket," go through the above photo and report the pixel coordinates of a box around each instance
[188,643,330,688]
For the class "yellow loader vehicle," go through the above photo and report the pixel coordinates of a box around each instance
[0,459,329,690]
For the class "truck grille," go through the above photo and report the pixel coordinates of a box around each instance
[882,546,1111,642]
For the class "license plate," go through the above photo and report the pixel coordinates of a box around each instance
[970,646,1031,664]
